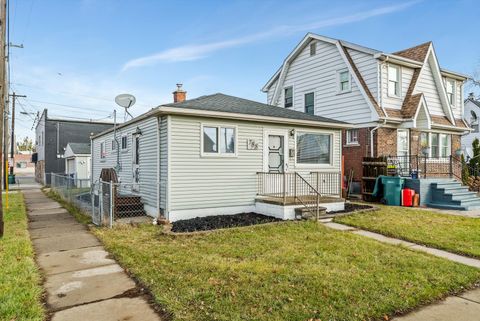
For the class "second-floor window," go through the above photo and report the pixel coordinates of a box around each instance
[310,42,316,56]
[304,92,314,115]
[388,65,400,97]
[284,86,293,108]
[121,136,128,150]
[338,70,350,93]
[445,79,455,105]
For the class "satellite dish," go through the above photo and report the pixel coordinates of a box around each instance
[115,94,136,121]
[115,94,136,108]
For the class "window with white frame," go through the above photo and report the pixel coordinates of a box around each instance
[284,86,293,108]
[121,136,128,150]
[421,132,451,158]
[338,70,350,93]
[388,64,401,97]
[202,125,236,156]
[310,41,316,56]
[304,92,314,115]
[296,132,331,165]
[100,142,106,159]
[445,79,455,105]
[346,129,359,145]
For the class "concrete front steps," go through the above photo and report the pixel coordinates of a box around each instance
[428,180,480,210]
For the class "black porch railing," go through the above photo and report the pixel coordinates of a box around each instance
[386,155,458,179]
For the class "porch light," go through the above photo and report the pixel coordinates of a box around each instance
[289,129,295,137]
[133,127,143,136]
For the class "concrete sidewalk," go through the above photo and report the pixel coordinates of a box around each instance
[322,219,480,320]
[24,188,162,321]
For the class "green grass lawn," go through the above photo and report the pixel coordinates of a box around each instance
[0,193,45,321]
[93,221,480,321]
[335,206,480,258]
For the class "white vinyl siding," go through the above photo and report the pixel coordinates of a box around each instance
[274,41,373,123]
[168,115,341,212]
[461,100,480,157]
[91,117,159,216]
[414,60,444,116]
[346,48,379,100]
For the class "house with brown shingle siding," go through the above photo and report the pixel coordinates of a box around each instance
[262,33,470,190]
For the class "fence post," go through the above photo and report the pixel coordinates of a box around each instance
[423,156,427,178]
[282,172,287,205]
[293,173,297,202]
[338,172,342,197]
[99,182,103,225]
[109,182,114,228]
[449,155,453,178]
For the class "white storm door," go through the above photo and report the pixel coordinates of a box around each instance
[132,135,140,192]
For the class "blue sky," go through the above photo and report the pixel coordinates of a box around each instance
[9,0,480,138]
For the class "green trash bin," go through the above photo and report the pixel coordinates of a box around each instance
[8,174,15,185]
[381,176,404,206]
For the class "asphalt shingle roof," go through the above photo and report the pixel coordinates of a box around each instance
[68,143,91,154]
[162,93,348,125]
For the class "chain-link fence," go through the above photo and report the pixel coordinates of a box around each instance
[50,173,92,213]
[50,174,151,227]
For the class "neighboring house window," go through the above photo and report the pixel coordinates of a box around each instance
[296,132,331,165]
[310,42,316,56]
[112,139,116,150]
[440,134,451,157]
[100,142,106,159]
[338,70,350,93]
[121,136,128,150]
[471,110,479,132]
[202,125,236,156]
[388,65,401,97]
[445,79,455,105]
[304,92,314,115]
[284,86,293,108]
[346,129,359,145]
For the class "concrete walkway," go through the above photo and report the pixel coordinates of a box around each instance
[321,219,480,320]
[24,188,161,321]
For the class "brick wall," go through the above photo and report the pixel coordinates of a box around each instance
[375,127,397,157]
[342,127,371,181]
[452,134,461,155]
[409,130,422,156]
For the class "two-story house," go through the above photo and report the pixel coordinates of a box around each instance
[34,109,114,185]
[262,33,470,190]
[462,93,480,158]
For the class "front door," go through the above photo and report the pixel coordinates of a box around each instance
[132,135,140,192]
[268,135,285,173]
[397,129,409,175]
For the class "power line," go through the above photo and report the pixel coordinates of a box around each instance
[23,98,113,114]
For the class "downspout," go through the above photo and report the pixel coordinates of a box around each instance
[113,110,121,171]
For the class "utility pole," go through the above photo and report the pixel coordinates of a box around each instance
[0,0,7,237]
[8,92,25,174]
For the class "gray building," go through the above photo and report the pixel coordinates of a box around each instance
[34,109,113,184]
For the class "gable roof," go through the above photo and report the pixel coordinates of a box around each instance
[339,42,386,117]
[466,98,480,109]
[67,143,91,154]
[392,42,431,62]
[162,93,348,124]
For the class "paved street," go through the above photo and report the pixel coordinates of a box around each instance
[24,188,162,321]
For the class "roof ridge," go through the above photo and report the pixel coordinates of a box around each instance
[392,41,431,63]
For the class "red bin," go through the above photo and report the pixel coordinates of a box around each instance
[402,188,415,207]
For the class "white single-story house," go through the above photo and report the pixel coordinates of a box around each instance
[91,90,350,222]
[65,143,91,180]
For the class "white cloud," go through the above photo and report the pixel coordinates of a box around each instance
[122,1,419,71]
